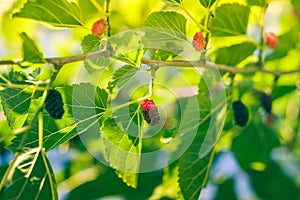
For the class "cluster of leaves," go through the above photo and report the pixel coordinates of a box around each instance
[0,0,299,199]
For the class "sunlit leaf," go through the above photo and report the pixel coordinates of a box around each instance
[13,0,84,28]
[101,117,141,188]
[0,88,36,130]
[20,32,44,63]
[211,42,256,66]
[81,34,111,71]
[110,31,145,66]
[107,65,139,93]
[163,0,182,6]
[246,0,266,6]
[0,148,57,199]
[210,4,250,37]
[178,121,214,200]
[81,34,100,54]
[150,165,180,199]
[144,11,187,42]
[7,83,108,152]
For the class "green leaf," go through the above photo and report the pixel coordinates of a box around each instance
[163,0,182,6]
[0,148,57,199]
[144,11,187,42]
[246,0,266,6]
[0,88,34,130]
[214,178,238,200]
[13,0,84,28]
[177,90,226,199]
[150,165,180,200]
[107,65,139,93]
[81,34,100,53]
[7,83,108,152]
[110,31,145,66]
[249,161,300,200]
[176,96,211,200]
[81,34,111,71]
[210,4,250,37]
[231,120,280,169]
[20,32,44,63]
[101,117,141,188]
[211,41,257,66]
[271,85,297,100]
[199,0,216,8]
[178,120,214,200]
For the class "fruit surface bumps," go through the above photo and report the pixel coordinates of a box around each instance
[45,89,64,119]
[91,19,108,36]
[141,99,160,126]
[264,32,278,49]
[192,32,206,51]
[232,100,249,127]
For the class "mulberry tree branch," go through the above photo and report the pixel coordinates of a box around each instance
[0,49,299,76]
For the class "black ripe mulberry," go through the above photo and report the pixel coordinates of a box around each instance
[45,89,64,119]
[141,99,160,126]
[232,100,249,127]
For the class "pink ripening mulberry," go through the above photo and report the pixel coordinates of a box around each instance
[91,19,108,36]
[192,32,206,51]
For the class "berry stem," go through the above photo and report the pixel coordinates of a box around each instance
[105,0,111,37]
[179,5,209,33]
[90,0,109,17]
[109,94,151,112]
[38,112,44,149]
[257,6,267,68]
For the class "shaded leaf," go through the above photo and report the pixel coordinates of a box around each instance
[249,161,300,200]
[271,85,297,100]
[107,65,139,93]
[0,148,57,199]
[214,178,237,200]
[20,32,44,63]
[13,0,84,28]
[199,0,216,8]
[210,4,250,37]
[231,121,280,169]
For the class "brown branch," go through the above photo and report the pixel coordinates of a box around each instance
[0,49,300,76]
[141,58,300,76]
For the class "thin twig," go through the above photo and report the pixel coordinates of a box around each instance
[0,49,299,76]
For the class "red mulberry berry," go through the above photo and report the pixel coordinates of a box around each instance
[141,99,160,126]
[232,100,249,127]
[91,19,108,36]
[45,89,64,119]
[264,32,278,49]
[192,32,206,51]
